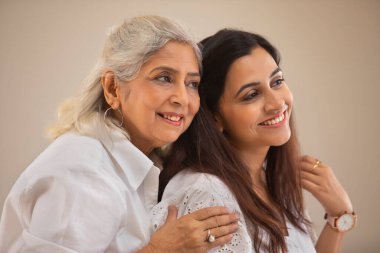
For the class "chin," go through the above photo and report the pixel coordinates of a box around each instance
[271,133,291,146]
[158,134,182,146]
[272,140,289,147]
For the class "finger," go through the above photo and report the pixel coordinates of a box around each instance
[165,205,178,223]
[191,206,230,221]
[200,213,239,230]
[300,171,321,185]
[211,221,239,238]
[300,158,320,167]
[301,155,324,170]
[300,161,320,175]
[204,233,234,250]
[301,155,318,163]
[301,178,319,193]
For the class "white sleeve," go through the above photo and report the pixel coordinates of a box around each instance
[151,173,254,253]
[9,173,124,253]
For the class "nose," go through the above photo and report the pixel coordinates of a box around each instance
[264,90,285,114]
[170,83,189,106]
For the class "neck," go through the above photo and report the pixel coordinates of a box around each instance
[238,145,270,187]
[130,137,154,155]
[238,144,288,234]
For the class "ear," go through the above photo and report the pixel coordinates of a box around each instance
[213,113,224,133]
[101,71,120,109]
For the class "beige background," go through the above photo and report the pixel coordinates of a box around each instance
[1,0,379,252]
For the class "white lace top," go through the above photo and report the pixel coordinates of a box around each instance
[150,170,317,253]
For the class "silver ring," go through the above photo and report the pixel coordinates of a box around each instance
[207,229,216,243]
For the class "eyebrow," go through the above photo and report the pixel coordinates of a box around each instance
[149,66,200,77]
[234,67,282,98]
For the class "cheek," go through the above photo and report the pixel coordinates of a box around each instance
[118,86,131,107]
[189,95,200,115]
[222,108,248,132]
[140,90,166,110]
[240,106,260,125]
[285,87,294,107]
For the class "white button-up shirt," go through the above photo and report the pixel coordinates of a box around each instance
[0,131,160,253]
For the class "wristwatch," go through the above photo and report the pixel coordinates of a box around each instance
[324,211,357,232]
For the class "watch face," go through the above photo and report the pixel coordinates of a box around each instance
[336,213,355,232]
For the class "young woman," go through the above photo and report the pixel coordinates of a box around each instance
[0,17,239,253]
[152,29,356,252]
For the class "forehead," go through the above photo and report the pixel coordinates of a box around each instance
[142,41,200,71]
[225,47,278,91]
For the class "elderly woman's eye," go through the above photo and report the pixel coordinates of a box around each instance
[156,75,172,83]
[188,81,200,89]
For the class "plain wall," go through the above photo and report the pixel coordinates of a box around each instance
[1,0,379,252]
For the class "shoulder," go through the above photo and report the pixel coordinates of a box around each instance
[163,170,234,200]
[152,170,238,228]
[160,170,240,214]
[44,132,105,163]
[8,133,124,209]
[21,133,108,180]
[5,133,126,221]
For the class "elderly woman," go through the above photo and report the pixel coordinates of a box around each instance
[0,16,239,253]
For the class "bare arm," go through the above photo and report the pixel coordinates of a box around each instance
[137,205,239,253]
[300,155,354,253]
[315,223,345,253]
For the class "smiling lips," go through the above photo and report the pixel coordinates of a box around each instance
[158,112,184,126]
[259,112,286,127]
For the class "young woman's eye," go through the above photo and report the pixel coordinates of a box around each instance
[243,91,258,101]
[273,78,285,87]
[156,75,172,83]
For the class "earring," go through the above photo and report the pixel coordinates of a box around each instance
[104,107,124,127]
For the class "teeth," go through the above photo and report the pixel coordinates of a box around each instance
[262,113,284,125]
[163,114,181,122]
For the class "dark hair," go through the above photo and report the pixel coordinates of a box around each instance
[159,29,309,253]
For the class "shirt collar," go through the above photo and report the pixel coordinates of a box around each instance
[99,130,155,191]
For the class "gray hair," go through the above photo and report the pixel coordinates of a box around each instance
[49,15,201,140]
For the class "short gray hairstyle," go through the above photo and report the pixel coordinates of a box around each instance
[49,15,201,139]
